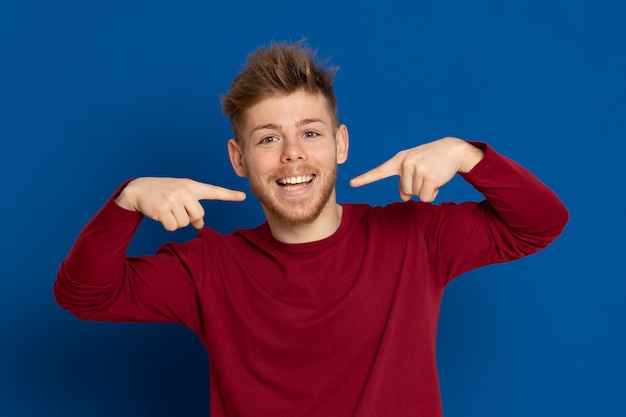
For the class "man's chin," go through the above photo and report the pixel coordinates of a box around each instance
[251,177,336,227]
[264,205,322,227]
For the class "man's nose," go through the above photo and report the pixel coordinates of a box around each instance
[281,137,306,162]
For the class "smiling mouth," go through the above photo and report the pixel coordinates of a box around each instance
[276,175,315,191]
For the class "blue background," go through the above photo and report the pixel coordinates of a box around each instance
[1,0,624,416]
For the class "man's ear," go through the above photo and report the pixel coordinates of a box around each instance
[228,139,247,177]
[336,124,349,164]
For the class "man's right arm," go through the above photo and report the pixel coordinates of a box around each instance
[54,178,245,323]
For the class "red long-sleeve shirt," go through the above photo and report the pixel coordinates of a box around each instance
[55,143,568,417]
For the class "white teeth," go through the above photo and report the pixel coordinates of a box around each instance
[278,175,313,185]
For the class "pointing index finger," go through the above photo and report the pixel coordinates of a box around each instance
[350,158,399,188]
[191,181,247,202]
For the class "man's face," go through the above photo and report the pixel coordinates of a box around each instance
[228,89,349,226]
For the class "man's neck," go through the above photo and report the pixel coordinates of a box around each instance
[266,203,344,244]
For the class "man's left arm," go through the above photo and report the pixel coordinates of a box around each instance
[351,137,569,264]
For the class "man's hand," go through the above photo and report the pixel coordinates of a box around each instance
[350,137,484,202]
[115,177,246,231]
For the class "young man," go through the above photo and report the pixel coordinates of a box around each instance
[55,41,568,417]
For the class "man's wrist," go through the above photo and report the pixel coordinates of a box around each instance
[457,141,485,173]
[114,180,137,211]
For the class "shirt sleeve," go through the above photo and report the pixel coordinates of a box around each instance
[53,182,205,333]
[424,142,569,284]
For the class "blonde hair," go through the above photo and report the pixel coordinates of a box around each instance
[221,40,339,141]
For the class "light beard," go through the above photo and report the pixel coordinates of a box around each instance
[248,164,338,227]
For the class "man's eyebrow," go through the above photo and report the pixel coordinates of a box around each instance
[296,118,324,128]
[251,123,281,133]
[251,118,325,133]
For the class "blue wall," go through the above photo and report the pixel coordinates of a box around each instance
[1,1,624,416]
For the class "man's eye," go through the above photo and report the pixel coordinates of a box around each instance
[303,131,319,138]
[260,136,277,144]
